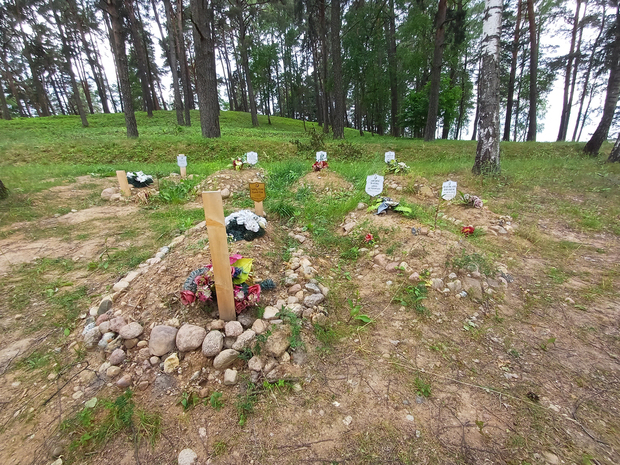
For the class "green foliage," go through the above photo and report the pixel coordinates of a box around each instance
[235,382,259,426]
[291,127,325,153]
[213,440,228,456]
[397,283,428,315]
[333,141,364,161]
[156,177,201,204]
[314,324,338,354]
[414,376,432,398]
[275,308,305,350]
[209,392,224,410]
[348,297,374,324]
[179,391,200,411]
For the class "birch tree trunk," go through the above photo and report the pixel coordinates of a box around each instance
[472,0,502,175]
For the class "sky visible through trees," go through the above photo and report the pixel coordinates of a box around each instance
[0,0,617,144]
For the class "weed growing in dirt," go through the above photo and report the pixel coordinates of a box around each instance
[179,391,200,411]
[209,392,224,410]
[213,440,228,456]
[414,375,432,398]
[397,283,429,315]
[347,297,374,324]
[235,381,259,426]
[276,308,305,350]
[18,350,52,372]
[61,390,161,462]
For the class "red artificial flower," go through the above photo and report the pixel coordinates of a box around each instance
[461,225,475,236]
[235,300,248,314]
[313,161,328,171]
[180,290,196,305]
[364,233,374,243]
[246,284,261,305]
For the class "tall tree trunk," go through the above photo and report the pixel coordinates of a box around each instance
[470,59,481,140]
[606,131,620,162]
[472,0,502,175]
[125,0,154,116]
[331,0,344,139]
[424,0,448,141]
[319,0,329,133]
[164,0,185,125]
[135,2,161,111]
[20,32,50,117]
[190,0,220,138]
[237,13,259,127]
[525,0,537,141]
[76,55,95,114]
[584,3,620,155]
[50,74,66,115]
[573,3,605,141]
[0,77,11,120]
[503,0,522,141]
[177,0,193,124]
[53,11,89,127]
[105,0,139,137]
[557,0,581,141]
[387,0,398,137]
[90,30,117,112]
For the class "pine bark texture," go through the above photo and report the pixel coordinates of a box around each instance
[584,4,620,155]
[607,132,620,162]
[106,0,138,138]
[424,0,447,142]
[331,0,344,139]
[503,0,521,141]
[177,0,192,125]
[164,0,185,125]
[525,0,537,141]
[473,0,502,175]
[190,0,221,138]
[0,179,8,199]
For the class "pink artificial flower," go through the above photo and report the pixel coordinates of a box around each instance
[229,254,243,264]
[246,284,261,305]
[180,290,196,305]
[364,233,374,243]
[313,161,328,171]
[233,159,243,170]
[234,286,245,301]
[235,300,248,314]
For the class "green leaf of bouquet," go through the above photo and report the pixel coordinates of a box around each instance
[232,258,253,284]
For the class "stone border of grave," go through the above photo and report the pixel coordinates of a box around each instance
[79,219,328,392]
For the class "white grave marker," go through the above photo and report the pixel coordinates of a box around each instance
[365,174,384,197]
[384,151,396,163]
[246,151,258,165]
[441,180,457,200]
[316,151,327,162]
[177,154,187,178]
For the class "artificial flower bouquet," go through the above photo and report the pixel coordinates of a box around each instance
[126,171,153,188]
[313,160,328,171]
[181,254,274,314]
[459,192,484,209]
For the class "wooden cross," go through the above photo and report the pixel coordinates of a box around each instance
[202,191,236,321]
[116,170,131,197]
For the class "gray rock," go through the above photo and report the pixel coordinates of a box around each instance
[223,369,238,385]
[116,374,132,388]
[232,330,256,351]
[119,322,143,340]
[98,332,116,349]
[84,327,101,349]
[108,348,126,366]
[124,338,138,349]
[98,298,113,315]
[82,322,96,335]
[248,355,265,371]
[178,449,198,465]
[220,188,230,199]
[343,222,356,233]
[237,312,256,328]
[385,262,400,272]
[98,321,111,334]
[305,283,321,294]
[461,277,483,299]
[108,316,127,333]
[304,293,325,307]
[224,321,243,337]
[95,313,110,325]
[223,336,236,349]
[208,319,225,330]
[212,349,240,370]
[318,284,329,297]
[408,272,420,281]
[264,326,291,358]
[446,280,462,293]
[149,325,178,356]
[287,304,303,317]
[263,306,280,320]
[291,349,308,366]
[356,202,366,210]
[264,357,278,374]
[149,356,160,366]
[176,324,207,352]
[431,278,445,290]
[106,366,121,378]
[251,319,268,335]
[101,187,119,201]
[202,330,224,357]
[265,363,303,382]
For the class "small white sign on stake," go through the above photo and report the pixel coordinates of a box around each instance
[365,174,384,197]
[246,152,258,165]
[316,151,327,162]
[384,151,396,163]
[177,154,187,167]
[441,180,457,200]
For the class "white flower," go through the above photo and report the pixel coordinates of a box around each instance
[225,210,267,232]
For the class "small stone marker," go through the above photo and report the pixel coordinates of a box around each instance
[246,151,258,165]
[116,170,131,197]
[365,174,384,197]
[249,182,266,216]
[202,192,236,321]
[384,151,396,163]
[441,180,457,200]
[177,154,187,178]
[316,151,327,162]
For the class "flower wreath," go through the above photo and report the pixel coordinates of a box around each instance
[126,171,153,188]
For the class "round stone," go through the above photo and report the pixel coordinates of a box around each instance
[176,324,207,352]
[119,322,143,340]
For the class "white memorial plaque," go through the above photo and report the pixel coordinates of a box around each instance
[384,151,396,163]
[316,151,327,162]
[246,151,258,165]
[441,180,457,200]
[365,174,384,197]
[177,154,187,167]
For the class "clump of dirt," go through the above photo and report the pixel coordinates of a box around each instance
[297,169,353,192]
